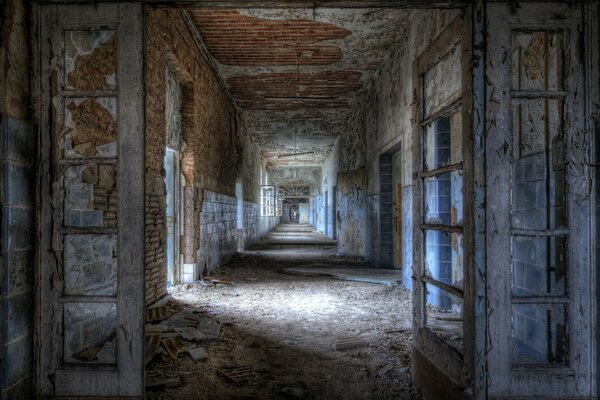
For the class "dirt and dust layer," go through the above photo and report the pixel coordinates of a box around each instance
[146,227,421,400]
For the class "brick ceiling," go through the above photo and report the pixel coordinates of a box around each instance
[189,8,411,166]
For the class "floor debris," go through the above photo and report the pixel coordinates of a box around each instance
[145,333,162,365]
[334,336,368,351]
[195,319,221,341]
[146,375,182,390]
[147,305,169,322]
[279,386,308,398]
[175,327,205,342]
[376,364,394,377]
[146,225,421,399]
[217,364,254,383]
[187,347,208,361]
[160,336,186,360]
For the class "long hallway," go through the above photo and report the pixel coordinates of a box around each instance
[146,224,417,400]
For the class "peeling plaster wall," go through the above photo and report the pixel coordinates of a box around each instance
[327,9,459,278]
[0,1,35,398]
[145,9,270,300]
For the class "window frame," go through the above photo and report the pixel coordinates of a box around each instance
[411,9,475,388]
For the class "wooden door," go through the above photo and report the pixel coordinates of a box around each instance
[486,2,596,397]
[336,169,366,256]
[34,4,145,397]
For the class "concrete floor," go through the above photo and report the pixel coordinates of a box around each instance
[147,224,420,399]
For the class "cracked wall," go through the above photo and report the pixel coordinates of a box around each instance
[145,9,272,299]
[323,9,459,272]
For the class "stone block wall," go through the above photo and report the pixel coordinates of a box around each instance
[242,202,259,246]
[1,117,34,399]
[197,191,238,277]
[1,1,34,397]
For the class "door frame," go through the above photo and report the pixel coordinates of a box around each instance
[33,4,145,397]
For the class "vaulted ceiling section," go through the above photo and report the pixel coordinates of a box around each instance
[189,8,411,167]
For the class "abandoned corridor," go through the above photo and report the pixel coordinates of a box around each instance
[147,224,417,399]
[1,1,599,399]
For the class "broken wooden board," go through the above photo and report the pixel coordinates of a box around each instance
[217,365,253,383]
[146,375,182,390]
[334,336,368,351]
[145,332,162,365]
[147,305,169,322]
[160,336,186,360]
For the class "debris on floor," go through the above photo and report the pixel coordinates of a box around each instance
[147,305,169,322]
[334,336,368,351]
[187,346,208,361]
[217,364,254,384]
[146,225,421,399]
[146,375,183,390]
[280,386,308,399]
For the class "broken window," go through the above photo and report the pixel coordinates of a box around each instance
[58,29,120,366]
[510,29,568,366]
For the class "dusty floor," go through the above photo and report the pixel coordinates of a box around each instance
[146,225,421,400]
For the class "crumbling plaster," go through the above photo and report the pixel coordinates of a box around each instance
[192,8,411,167]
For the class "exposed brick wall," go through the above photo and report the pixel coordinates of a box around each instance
[227,71,361,111]
[145,9,243,305]
[189,10,349,67]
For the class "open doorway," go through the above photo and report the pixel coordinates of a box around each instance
[164,67,183,287]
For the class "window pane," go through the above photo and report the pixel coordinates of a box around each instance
[512,98,565,230]
[424,171,463,226]
[425,230,464,290]
[425,283,463,353]
[64,234,117,296]
[512,236,567,296]
[511,31,564,91]
[64,302,117,364]
[424,112,462,171]
[512,304,567,365]
[261,186,275,216]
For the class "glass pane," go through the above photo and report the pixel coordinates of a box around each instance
[512,304,567,365]
[425,230,464,289]
[64,30,117,90]
[512,98,565,230]
[64,234,117,296]
[425,283,463,353]
[64,302,117,364]
[511,31,563,91]
[261,186,275,216]
[423,44,462,117]
[63,165,117,228]
[424,111,462,171]
[424,171,463,226]
[512,236,567,296]
[63,97,118,158]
